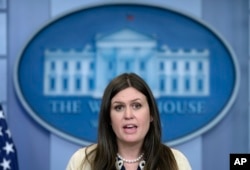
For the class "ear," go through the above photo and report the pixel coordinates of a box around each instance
[150,116,153,122]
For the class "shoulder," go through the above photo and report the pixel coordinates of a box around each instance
[66,144,97,170]
[171,148,192,170]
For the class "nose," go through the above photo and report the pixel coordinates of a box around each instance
[124,107,134,119]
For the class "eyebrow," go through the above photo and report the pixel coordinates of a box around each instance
[111,98,142,104]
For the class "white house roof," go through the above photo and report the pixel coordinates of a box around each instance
[96,28,156,48]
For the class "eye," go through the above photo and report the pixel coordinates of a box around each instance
[132,103,142,110]
[114,105,124,112]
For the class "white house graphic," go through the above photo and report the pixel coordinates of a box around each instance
[43,28,210,97]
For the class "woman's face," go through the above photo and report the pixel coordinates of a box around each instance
[110,87,152,146]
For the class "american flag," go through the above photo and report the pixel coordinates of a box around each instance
[0,104,18,170]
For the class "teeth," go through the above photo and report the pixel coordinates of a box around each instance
[124,125,136,128]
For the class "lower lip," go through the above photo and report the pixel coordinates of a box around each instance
[123,127,137,134]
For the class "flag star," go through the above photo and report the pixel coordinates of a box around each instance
[0,111,4,119]
[0,127,3,136]
[3,142,14,155]
[5,129,11,138]
[0,158,11,170]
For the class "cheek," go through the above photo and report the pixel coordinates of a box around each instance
[110,113,119,127]
[110,115,121,136]
[145,115,153,129]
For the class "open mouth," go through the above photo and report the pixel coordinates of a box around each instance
[123,124,138,134]
[123,124,137,129]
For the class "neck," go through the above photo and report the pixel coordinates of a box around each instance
[117,141,143,160]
